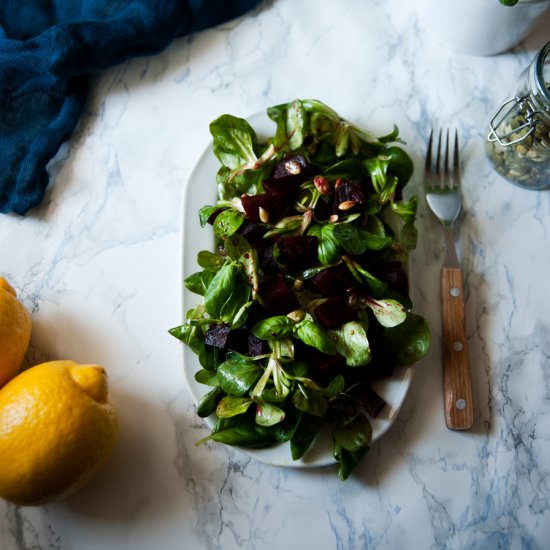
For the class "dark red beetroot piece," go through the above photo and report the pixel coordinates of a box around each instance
[204,324,247,352]
[248,333,270,356]
[241,193,286,224]
[313,295,354,329]
[238,221,266,246]
[259,244,278,274]
[310,264,357,297]
[373,261,409,295]
[262,176,299,200]
[310,268,341,297]
[261,155,312,202]
[204,323,231,348]
[334,263,358,290]
[276,235,319,271]
[259,275,299,315]
[311,351,346,382]
[273,155,311,182]
[333,179,366,213]
[352,385,387,418]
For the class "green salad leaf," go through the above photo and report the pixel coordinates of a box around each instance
[210,114,259,171]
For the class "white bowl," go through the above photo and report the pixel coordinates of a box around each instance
[415,0,550,56]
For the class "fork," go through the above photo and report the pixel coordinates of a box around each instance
[424,129,474,431]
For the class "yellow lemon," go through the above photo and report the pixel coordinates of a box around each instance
[0,360,119,506]
[0,277,31,388]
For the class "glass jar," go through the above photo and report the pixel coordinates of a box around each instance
[486,41,550,190]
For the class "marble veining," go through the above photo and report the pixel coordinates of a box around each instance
[1,0,550,548]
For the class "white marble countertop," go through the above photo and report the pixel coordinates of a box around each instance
[1,1,550,548]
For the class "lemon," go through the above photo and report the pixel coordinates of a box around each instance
[0,360,119,506]
[0,277,31,388]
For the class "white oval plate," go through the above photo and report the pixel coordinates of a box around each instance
[180,110,414,467]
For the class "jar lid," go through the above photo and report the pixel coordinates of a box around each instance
[488,40,550,147]
[487,95,541,146]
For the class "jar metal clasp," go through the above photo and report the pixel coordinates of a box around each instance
[488,94,542,147]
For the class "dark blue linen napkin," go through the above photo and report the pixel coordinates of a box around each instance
[0,0,262,215]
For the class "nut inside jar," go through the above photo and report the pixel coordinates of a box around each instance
[486,85,550,189]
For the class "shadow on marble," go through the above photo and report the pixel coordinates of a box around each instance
[20,340,57,373]
[57,389,183,522]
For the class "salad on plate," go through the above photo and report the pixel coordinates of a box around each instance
[170,99,429,479]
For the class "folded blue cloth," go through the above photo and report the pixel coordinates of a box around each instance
[0,0,262,215]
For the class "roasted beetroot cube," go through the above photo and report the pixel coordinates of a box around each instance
[204,323,232,348]
[311,351,346,381]
[374,261,409,295]
[262,176,298,199]
[313,295,354,329]
[310,268,342,297]
[334,264,358,291]
[242,193,285,224]
[353,385,387,418]
[248,334,269,356]
[273,155,311,182]
[260,244,278,274]
[238,221,266,245]
[334,179,366,212]
[276,235,318,271]
[204,324,247,352]
[260,275,299,315]
[310,264,356,296]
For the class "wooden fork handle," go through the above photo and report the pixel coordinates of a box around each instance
[441,266,474,430]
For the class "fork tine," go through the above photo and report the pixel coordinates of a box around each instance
[425,129,434,185]
[453,129,460,186]
[424,128,463,229]
[435,129,443,188]
[444,129,450,188]
[445,129,450,171]
[426,129,461,190]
